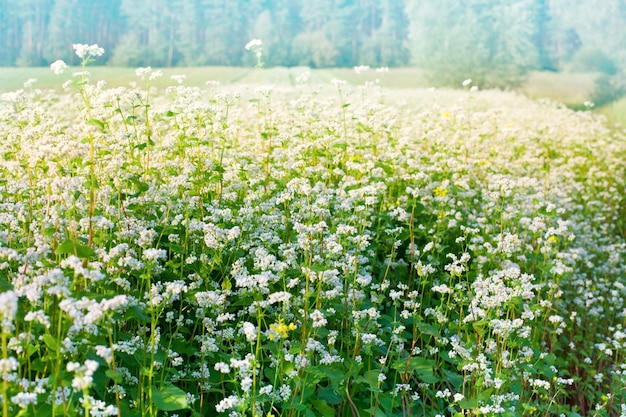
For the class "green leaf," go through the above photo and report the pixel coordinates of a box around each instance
[55,239,75,255]
[105,369,123,384]
[471,319,489,337]
[359,369,383,391]
[311,399,335,417]
[152,385,189,411]
[124,305,151,323]
[75,243,96,258]
[130,177,149,193]
[221,277,232,291]
[87,119,105,130]
[458,397,478,409]
[310,263,327,272]
[167,243,185,255]
[442,369,464,388]
[92,368,108,399]
[370,407,388,417]
[393,357,439,383]
[54,239,95,258]
[42,334,59,352]
[0,276,12,292]
[317,386,343,405]
[416,322,441,338]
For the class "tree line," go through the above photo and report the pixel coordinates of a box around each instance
[1,0,625,89]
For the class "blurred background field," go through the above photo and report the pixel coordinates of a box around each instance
[4,66,621,127]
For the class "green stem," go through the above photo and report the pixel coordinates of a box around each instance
[1,329,8,417]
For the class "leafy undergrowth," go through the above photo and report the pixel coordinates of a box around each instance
[0,50,625,417]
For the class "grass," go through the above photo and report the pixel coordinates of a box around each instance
[8,65,623,126]
[518,70,598,105]
[0,65,430,92]
[0,66,252,91]
[0,65,589,96]
[7,65,623,123]
[599,96,626,130]
[0,54,625,416]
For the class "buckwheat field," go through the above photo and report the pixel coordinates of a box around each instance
[0,47,625,417]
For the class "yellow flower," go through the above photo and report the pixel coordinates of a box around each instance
[433,186,448,197]
[268,319,296,340]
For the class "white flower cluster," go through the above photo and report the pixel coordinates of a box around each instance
[67,359,99,391]
[72,43,105,59]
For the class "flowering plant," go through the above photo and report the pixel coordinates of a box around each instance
[0,51,624,417]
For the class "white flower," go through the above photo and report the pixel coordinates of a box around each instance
[171,74,187,84]
[241,376,253,393]
[241,321,257,342]
[432,284,452,294]
[149,69,163,80]
[0,357,18,373]
[215,394,242,413]
[0,291,18,323]
[354,65,370,74]
[245,39,263,50]
[24,310,51,328]
[73,43,105,59]
[296,71,310,84]
[143,248,167,262]
[11,392,37,408]
[436,388,451,398]
[267,291,291,304]
[310,310,327,328]
[50,60,69,75]
[95,345,113,363]
[214,362,230,373]
[136,66,152,79]
[66,362,81,372]
[23,78,37,88]
[259,385,273,395]
[84,360,99,373]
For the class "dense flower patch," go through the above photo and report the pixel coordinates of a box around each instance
[0,49,625,417]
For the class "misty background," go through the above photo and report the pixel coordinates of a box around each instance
[1,0,625,95]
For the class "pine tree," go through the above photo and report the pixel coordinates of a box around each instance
[0,0,19,65]
[43,0,122,65]
[111,0,180,67]
[13,0,54,66]
[407,0,541,88]
[371,0,409,66]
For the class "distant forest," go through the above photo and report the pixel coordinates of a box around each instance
[1,0,625,87]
